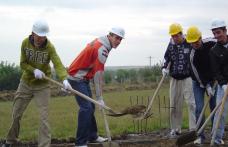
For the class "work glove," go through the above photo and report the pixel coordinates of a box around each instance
[206,85,214,97]
[222,84,227,92]
[33,69,45,79]
[162,68,169,76]
[63,79,72,90]
[97,98,105,110]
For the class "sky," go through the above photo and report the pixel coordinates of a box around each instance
[0,0,228,67]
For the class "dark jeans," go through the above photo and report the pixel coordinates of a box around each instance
[68,79,98,146]
[192,80,216,139]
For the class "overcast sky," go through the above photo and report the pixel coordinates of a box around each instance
[0,0,227,67]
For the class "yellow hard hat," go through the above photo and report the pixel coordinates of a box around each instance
[186,26,202,43]
[169,23,183,35]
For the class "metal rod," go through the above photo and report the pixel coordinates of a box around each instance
[130,96,135,133]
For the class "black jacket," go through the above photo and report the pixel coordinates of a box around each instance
[210,39,228,86]
[190,38,216,87]
[163,38,192,80]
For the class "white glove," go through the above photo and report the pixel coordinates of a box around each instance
[162,68,169,76]
[222,84,227,92]
[206,86,214,97]
[33,69,45,79]
[63,79,72,90]
[97,99,105,110]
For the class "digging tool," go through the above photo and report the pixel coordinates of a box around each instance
[195,95,212,130]
[137,62,171,120]
[175,100,222,146]
[195,83,217,129]
[211,85,228,146]
[44,76,146,117]
[100,109,120,147]
[44,76,117,114]
[106,104,148,117]
[101,108,111,142]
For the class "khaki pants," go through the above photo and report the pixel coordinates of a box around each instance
[170,77,196,132]
[6,80,51,147]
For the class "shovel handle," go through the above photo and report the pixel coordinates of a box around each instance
[143,62,171,117]
[44,76,114,112]
[196,96,211,130]
[196,82,217,130]
[197,100,222,135]
[210,84,228,145]
[102,108,112,142]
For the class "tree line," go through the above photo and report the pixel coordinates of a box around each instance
[0,61,22,90]
[0,61,163,90]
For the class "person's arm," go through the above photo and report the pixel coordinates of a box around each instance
[93,46,108,100]
[162,43,171,69]
[94,70,104,100]
[49,44,67,81]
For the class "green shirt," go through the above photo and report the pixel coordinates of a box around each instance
[20,36,67,86]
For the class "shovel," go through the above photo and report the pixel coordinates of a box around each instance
[44,76,146,117]
[101,108,120,147]
[176,99,222,146]
[106,104,148,118]
[195,82,217,129]
[210,85,228,146]
[175,82,218,146]
[136,62,171,120]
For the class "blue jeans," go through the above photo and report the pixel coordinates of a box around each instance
[212,85,228,141]
[192,80,216,139]
[68,79,98,146]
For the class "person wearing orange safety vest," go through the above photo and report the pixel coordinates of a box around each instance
[67,27,125,147]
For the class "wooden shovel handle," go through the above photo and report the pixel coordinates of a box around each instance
[196,82,217,130]
[197,100,222,135]
[44,76,114,113]
[102,108,112,142]
[143,62,171,117]
[210,84,228,145]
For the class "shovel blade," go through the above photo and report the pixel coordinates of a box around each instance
[175,130,197,146]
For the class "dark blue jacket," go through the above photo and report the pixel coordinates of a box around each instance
[163,38,192,80]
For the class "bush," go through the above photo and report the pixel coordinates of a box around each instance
[0,61,22,90]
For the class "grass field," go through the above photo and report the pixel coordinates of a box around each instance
[0,86,193,142]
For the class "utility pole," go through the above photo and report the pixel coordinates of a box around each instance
[148,56,153,68]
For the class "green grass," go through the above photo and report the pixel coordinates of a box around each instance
[0,86,192,141]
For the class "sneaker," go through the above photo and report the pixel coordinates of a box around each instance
[214,139,224,145]
[194,137,202,145]
[94,136,108,143]
[1,143,12,147]
[169,129,178,139]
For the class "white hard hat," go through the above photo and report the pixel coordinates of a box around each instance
[109,27,125,38]
[32,19,49,37]
[211,19,226,30]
